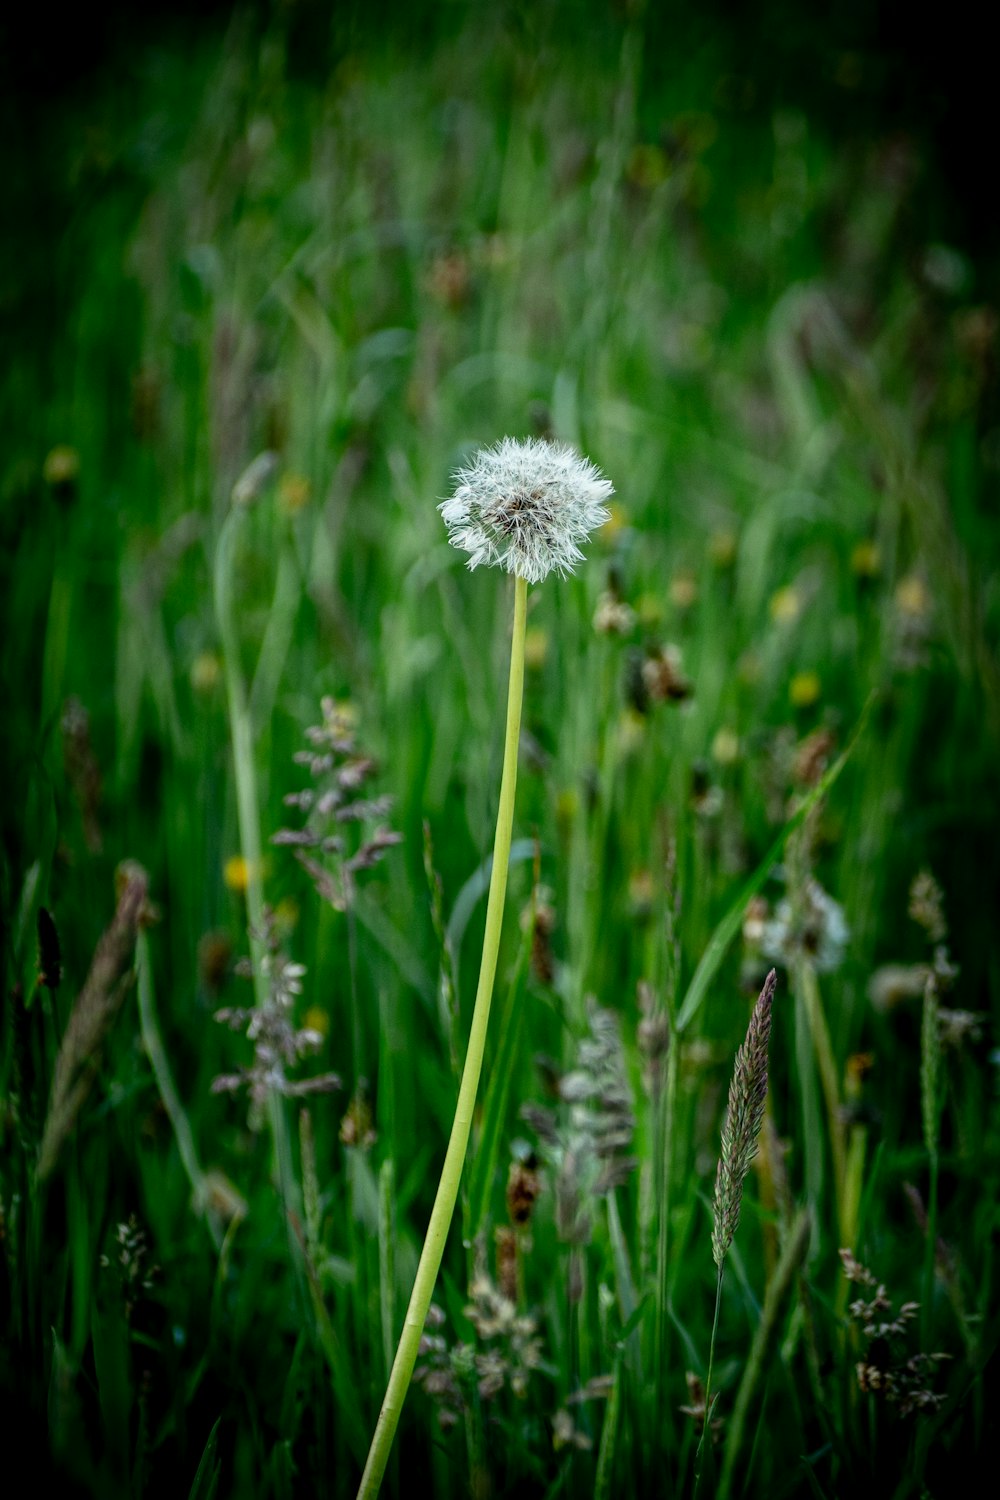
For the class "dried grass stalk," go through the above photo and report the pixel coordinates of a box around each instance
[712,969,776,1268]
[37,865,148,1181]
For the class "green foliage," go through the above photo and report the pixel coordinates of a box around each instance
[2,4,998,1497]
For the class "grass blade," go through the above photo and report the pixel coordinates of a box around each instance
[187,1418,222,1500]
[675,697,872,1035]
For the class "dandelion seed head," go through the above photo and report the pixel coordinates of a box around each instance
[760,877,848,973]
[440,437,613,584]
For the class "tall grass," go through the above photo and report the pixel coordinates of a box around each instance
[2,5,998,1497]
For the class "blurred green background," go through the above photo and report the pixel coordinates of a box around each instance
[1,2,998,1495]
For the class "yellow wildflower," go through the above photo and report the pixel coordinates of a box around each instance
[302,1005,330,1039]
[43,445,80,485]
[223,855,251,893]
[789,671,821,708]
[895,574,930,617]
[850,540,881,578]
[769,586,801,624]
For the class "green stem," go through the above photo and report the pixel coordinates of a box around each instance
[214,510,267,978]
[135,931,222,1251]
[717,1209,812,1500]
[654,1035,678,1410]
[797,958,846,1227]
[920,976,941,1351]
[356,574,528,1499]
[922,1147,939,1352]
[696,1264,724,1490]
[594,1351,623,1500]
[835,1117,868,1323]
[41,558,72,730]
[214,507,300,1226]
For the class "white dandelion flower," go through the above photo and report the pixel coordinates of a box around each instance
[440,437,614,585]
[760,877,849,974]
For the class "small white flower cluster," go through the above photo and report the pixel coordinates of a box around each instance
[760,877,849,973]
[440,436,613,584]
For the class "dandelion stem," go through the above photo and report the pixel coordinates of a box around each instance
[357,573,528,1500]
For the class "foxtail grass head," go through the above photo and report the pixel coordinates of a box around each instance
[712,968,776,1268]
[440,437,613,584]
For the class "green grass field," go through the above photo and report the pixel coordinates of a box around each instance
[2,4,998,1495]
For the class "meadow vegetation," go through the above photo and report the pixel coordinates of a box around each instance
[2,3,998,1495]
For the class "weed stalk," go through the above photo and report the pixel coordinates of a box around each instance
[699,969,776,1484]
[920,973,942,1350]
[214,506,300,1231]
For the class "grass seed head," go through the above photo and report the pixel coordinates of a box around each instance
[712,968,776,1268]
[909,869,947,945]
[212,909,341,1128]
[38,865,149,1181]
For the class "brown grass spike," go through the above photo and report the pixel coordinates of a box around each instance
[37,864,149,1181]
[712,969,777,1268]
